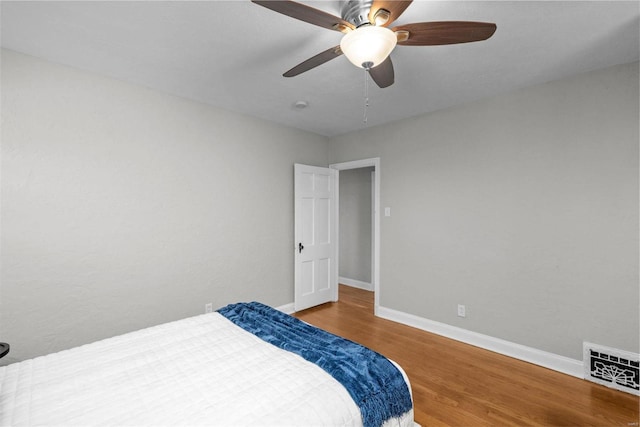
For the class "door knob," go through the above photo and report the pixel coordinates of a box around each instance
[298,243,304,253]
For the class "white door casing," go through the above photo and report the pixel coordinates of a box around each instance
[330,158,380,315]
[294,164,337,312]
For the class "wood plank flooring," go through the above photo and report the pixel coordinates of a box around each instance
[294,285,639,426]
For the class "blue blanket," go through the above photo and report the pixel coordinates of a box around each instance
[217,302,412,427]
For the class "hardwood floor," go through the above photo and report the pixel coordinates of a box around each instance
[294,285,639,426]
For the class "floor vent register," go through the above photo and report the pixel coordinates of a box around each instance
[583,342,639,396]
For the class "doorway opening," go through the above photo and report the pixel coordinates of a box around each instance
[330,158,380,315]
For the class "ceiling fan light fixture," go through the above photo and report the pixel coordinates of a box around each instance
[372,8,391,26]
[340,25,397,69]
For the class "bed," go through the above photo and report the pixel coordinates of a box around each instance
[0,302,415,426]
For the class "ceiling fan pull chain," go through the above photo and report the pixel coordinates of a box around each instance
[363,67,370,124]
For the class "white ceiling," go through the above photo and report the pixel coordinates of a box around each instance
[2,1,639,137]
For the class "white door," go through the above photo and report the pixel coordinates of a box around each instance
[294,164,337,311]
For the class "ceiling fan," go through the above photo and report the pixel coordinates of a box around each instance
[252,0,497,88]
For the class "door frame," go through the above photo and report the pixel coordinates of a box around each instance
[330,158,381,315]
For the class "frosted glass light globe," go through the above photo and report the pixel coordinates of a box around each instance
[340,25,397,69]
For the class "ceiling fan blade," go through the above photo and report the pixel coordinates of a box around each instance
[394,21,497,46]
[368,56,394,88]
[284,46,343,77]
[252,0,354,32]
[369,1,412,27]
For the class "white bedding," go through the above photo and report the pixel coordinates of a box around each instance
[0,312,414,426]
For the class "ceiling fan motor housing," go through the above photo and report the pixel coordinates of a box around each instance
[341,0,375,27]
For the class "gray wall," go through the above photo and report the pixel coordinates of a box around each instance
[2,48,638,366]
[329,61,639,360]
[0,50,329,364]
[339,167,373,283]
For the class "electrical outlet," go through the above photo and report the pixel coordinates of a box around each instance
[205,303,213,314]
[457,304,466,318]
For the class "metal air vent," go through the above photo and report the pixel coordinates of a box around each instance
[583,342,639,396]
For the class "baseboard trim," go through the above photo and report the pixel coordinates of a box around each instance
[276,303,295,314]
[339,277,373,291]
[377,305,584,379]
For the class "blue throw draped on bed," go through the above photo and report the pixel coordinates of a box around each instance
[217,302,412,427]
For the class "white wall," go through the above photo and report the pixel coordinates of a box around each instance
[0,49,329,364]
[329,61,639,360]
[339,167,373,284]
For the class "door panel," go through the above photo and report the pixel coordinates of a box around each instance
[294,164,337,311]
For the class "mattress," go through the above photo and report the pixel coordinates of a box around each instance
[0,311,414,426]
